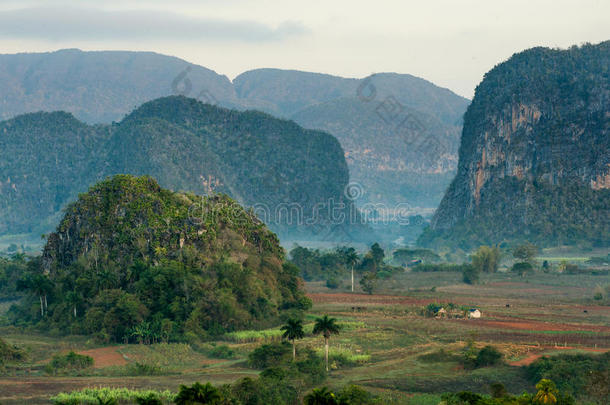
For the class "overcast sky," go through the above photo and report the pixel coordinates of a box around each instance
[0,0,608,98]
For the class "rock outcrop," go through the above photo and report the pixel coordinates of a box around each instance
[420,41,610,249]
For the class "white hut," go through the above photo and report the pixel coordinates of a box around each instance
[468,309,482,319]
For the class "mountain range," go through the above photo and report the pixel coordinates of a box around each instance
[0,49,469,210]
[0,96,366,243]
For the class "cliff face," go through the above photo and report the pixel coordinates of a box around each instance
[421,41,610,248]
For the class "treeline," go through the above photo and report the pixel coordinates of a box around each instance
[289,243,402,294]
[0,254,30,300]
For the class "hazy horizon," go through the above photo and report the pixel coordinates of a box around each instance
[1,0,608,98]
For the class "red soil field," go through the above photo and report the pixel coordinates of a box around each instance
[78,347,127,368]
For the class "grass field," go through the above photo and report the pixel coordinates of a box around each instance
[1,270,608,404]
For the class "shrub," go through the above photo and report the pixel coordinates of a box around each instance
[418,349,459,363]
[126,361,164,376]
[337,384,379,404]
[512,262,534,276]
[489,382,507,398]
[135,392,163,405]
[462,264,479,284]
[207,344,235,359]
[248,342,292,369]
[0,337,25,364]
[304,387,337,405]
[593,284,604,301]
[45,351,94,375]
[475,345,503,367]
[175,382,222,405]
[295,350,327,385]
[440,391,484,405]
[326,278,340,289]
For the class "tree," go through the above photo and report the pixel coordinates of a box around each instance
[370,243,385,267]
[17,273,53,317]
[359,243,385,274]
[337,385,377,404]
[513,243,538,263]
[462,264,479,284]
[586,370,610,405]
[175,382,222,405]
[359,272,377,295]
[304,387,338,405]
[512,261,534,277]
[542,260,551,273]
[534,379,558,405]
[280,318,305,360]
[490,382,507,398]
[65,291,82,318]
[475,345,502,367]
[313,315,340,372]
[471,246,500,273]
[340,247,359,293]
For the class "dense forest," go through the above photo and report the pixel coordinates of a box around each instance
[0,96,367,243]
[9,175,310,341]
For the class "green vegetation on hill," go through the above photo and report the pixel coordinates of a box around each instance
[0,49,470,219]
[423,41,610,249]
[11,175,310,341]
[0,96,364,242]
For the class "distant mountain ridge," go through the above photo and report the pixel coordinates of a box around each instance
[0,49,470,210]
[0,96,366,242]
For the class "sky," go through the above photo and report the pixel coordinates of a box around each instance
[0,0,608,98]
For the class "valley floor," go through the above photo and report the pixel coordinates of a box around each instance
[1,271,609,404]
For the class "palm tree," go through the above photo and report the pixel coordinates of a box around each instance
[313,315,340,372]
[65,291,81,318]
[17,274,53,317]
[174,382,221,405]
[281,318,305,360]
[343,247,359,293]
[304,387,338,405]
[534,379,558,405]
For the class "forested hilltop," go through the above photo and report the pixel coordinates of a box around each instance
[0,50,469,210]
[0,96,365,243]
[420,41,610,249]
[11,175,310,340]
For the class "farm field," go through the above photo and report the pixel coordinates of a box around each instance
[1,271,609,404]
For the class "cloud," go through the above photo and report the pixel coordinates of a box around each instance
[0,6,308,42]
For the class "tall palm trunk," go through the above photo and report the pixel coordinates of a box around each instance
[73,305,77,318]
[39,295,44,317]
[351,265,354,292]
[324,336,329,372]
[292,339,296,360]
